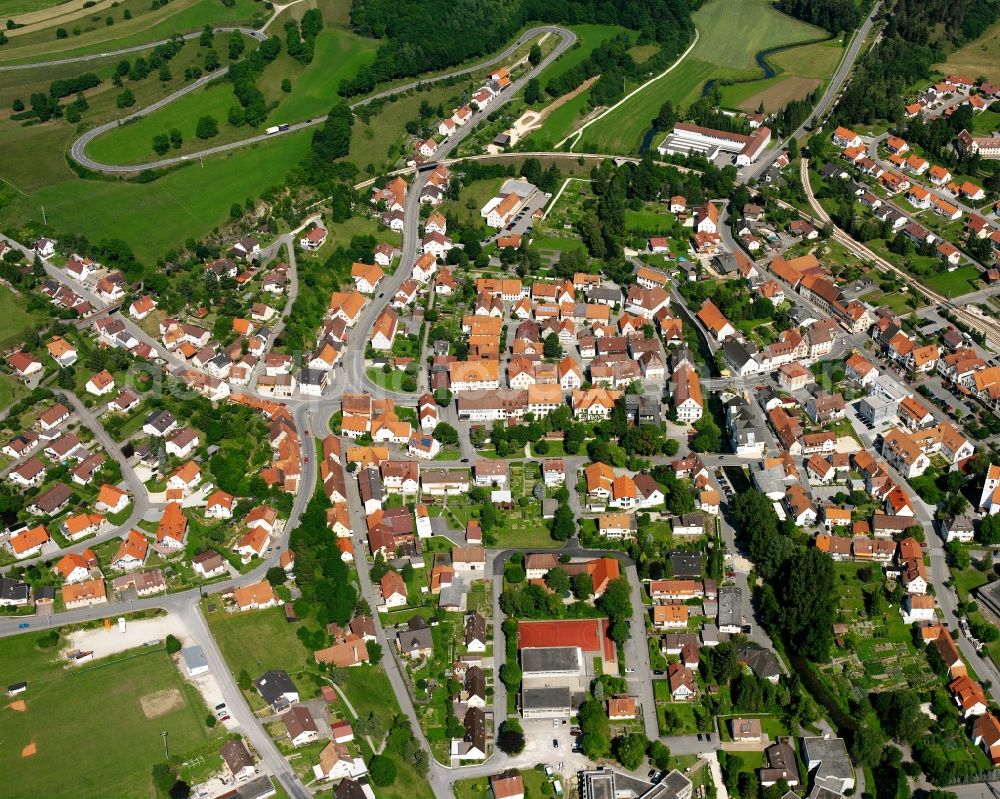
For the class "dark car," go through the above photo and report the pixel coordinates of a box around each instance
[552,739,559,748]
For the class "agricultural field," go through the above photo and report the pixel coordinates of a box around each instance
[0,0,264,66]
[935,19,1000,85]
[581,0,829,153]
[0,630,221,799]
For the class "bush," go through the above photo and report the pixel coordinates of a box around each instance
[368,755,396,786]
[165,634,182,654]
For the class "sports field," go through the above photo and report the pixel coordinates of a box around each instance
[0,129,312,263]
[936,19,1000,84]
[581,0,827,153]
[0,631,220,799]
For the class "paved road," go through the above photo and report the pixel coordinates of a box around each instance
[71,26,577,173]
[741,1,883,183]
[0,26,264,72]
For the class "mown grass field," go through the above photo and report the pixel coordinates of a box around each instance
[0,0,262,65]
[0,282,46,350]
[535,23,629,87]
[936,19,1000,84]
[85,80,237,164]
[0,631,220,799]
[0,128,311,263]
[582,0,827,153]
[972,108,1000,135]
[207,604,318,691]
[920,264,982,297]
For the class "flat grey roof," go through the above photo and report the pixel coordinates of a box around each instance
[521,686,571,710]
[718,585,742,626]
[521,646,581,674]
[181,645,208,671]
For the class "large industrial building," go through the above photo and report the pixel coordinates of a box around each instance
[657,122,771,165]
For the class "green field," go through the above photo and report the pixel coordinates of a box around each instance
[207,604,317,691]
[0,373,29,412]
[0,631,220,799]
[535,24,629,87]
[85,80,238,164]
[0,0,262,65]
[936,19,1000,85]
[920,264,982,297]
[0,282,45,350]
[972,109,1000,136]
[84,3,379,165]
[453,769,551,799]
[0,128,310,264]
[521,84,594,149]
[582,0,827,153]
[268,24,378,123]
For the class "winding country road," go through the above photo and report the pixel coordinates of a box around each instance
[0,26,265,72]
[70,25,577,173]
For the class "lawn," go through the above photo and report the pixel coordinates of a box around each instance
[454,769,551,799]
[366,368,415,393]
[0,373,29,413]
[0,282,45,350]
[207,604,319,694]
[972,109,1000,136]
[920,264,982,298]
[0,0,262,65]
[936,19,1000,85]
[0,128,311,264]
[583,0,827,153]
[0,631,221,799]
[334,665,402,742]
[444,177,504,227]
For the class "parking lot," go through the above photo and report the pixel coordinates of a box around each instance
[484,190,550,246]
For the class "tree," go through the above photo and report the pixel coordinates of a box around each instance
[978,513,1000,545]
[433,422,458,446]
[543,332,562,358]
[613,733,648,770]
[117,88,135,108]
[281,78,292,92]
[199,25,213,47]
[169,128,182,149]
[689,414,721,453]
[196,115,219,139]
[572,571,594,599]
[779,548,835,661]
[551,503,575,541]
[528,42,542,65]
[499,662,521,689]
[524,77,541,104]
[655,100,677,131]
[152,134,170,155]
[228,31,245,60]
[368,755,396,786]
[545,567,570,595]
[946,540,970,570]
[497,719,525,754]
[849,724,886,768]
[165,634,182,654]
[266,566,287,586]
